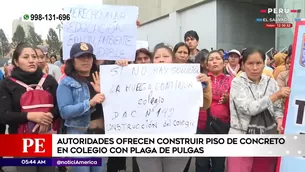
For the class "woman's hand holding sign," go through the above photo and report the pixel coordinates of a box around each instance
[196,73,210,83]
[116,59,129,67]
[90,71,100,93]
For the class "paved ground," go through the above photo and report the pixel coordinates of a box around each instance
[3,126,195,172]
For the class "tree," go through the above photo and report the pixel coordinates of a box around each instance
[46,28,61,54]
[56,22,63,41]
[27,26,43,47]
[12,25,26,47]
[0,29,10,57]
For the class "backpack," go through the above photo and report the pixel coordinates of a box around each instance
[10,74,55,134]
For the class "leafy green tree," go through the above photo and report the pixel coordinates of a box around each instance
[56,23,63,40]
[0,29,10,57]
[12,25,25,47]
[27,26,43,47]
[46,28,61,54]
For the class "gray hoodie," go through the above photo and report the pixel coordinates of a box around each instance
[229,72,283,134]
[48,63,61,81]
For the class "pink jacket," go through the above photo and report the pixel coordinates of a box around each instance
[197,72,232,130]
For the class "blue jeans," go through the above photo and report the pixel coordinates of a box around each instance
[67,127,105,172]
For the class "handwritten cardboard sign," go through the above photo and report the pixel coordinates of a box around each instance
[63,5,138,60]
[100,64,203,134]
[278,20,305,172]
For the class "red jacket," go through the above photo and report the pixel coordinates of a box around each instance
[197,72,232,130]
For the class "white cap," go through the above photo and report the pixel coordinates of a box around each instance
[228,49,241,56]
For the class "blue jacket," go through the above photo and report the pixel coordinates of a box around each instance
[56,76,96,128]
[0,70,3,80]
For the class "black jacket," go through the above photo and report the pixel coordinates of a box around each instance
[0,75,59,134]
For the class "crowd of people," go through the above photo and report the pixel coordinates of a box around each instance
[0,29,292,172]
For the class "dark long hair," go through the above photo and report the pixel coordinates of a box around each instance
[205,50,224,62]
[241,47,265,64]
[60,47,64,64]
[64,56,98,83]
[195,50,209,73]
[12,43,36,66]
[135,48,151,63]
[173,42,190,55]
[173,42,190,63]
[152,45,173,63]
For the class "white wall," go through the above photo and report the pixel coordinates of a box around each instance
[180,1,217,50]
[137,1,217,50]
[137,16,171,50]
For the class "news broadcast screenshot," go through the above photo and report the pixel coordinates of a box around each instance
[0,0,305,172]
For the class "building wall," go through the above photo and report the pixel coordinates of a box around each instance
[217,0,275,51]
[179,1,217,50]
[104,0,276,51]
[102,0,303,51]
[103,0,206,23]
[276,0,305,50]
[137,0,275,51]
[136,16,171,50]
[137,1,217,50]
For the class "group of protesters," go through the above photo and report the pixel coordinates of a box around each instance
[0,26,292,172]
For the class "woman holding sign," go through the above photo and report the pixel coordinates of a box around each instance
[117,44,212,172]
[56,42,105,172]
[111,48,152,172]
[227,48,290,172]
[195,50,232,172]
